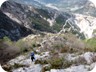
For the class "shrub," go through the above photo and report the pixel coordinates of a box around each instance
[84,38,96,52]
[48,57,73,69]
[35,59,48,65]
[15,39,30,53]
[42,64,51,72]
[32,43,41,48]
[72,57,87,65]
[0,38,20,64]
[48,57,63,69]
[86,38,96,48]
[62,60,73,68]
[84,47,96,52]
[13,63,28,69]
[3,36,13,45]
[60,45,69,53]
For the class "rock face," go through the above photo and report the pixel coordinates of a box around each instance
[0,10,32,40]
[60,14,96,39]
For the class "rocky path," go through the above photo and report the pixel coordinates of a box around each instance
[7,50,96,72]
[7,52,50,72]
[13,64,42,72]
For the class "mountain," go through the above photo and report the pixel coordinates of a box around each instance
[74,0,96,17]
[1,1,96,72]
[0,1,72,40]
[1,0,96,40]
[9,0,44,8]
[34,0,96,17]
[0,10,32,41]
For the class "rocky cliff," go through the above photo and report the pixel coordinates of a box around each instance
[0,10,32,41]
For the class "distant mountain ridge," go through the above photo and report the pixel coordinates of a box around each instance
[24,0,96,17]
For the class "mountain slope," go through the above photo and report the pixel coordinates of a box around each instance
[0,10,32,40]
[1,0,96,40]
[35,0,96,17]
[0,1,72,40]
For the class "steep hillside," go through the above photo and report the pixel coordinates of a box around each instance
[1,0,96,40]
[0,10,32,41]
[0,1,72,40]
[74,0,96,17]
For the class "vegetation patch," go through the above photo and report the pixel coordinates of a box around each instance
[48,57,72,69]
[35,59,49,65]
[13,63,28,69]
[84,38,96,52]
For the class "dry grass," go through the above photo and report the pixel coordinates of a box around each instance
[2,63,28,72]
[35,59,48,65]
[0,39,20,64]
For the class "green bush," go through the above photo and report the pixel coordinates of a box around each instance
[55,15,66,24]
[86,38,96,47]
[35,59,48,65]
[13,63,27,69]
[15,40,30,53]
[52,23,63,32]
[85,38,96,52]
[3,36,12,45]
[48,57,72,69]
[48,57,64,69]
